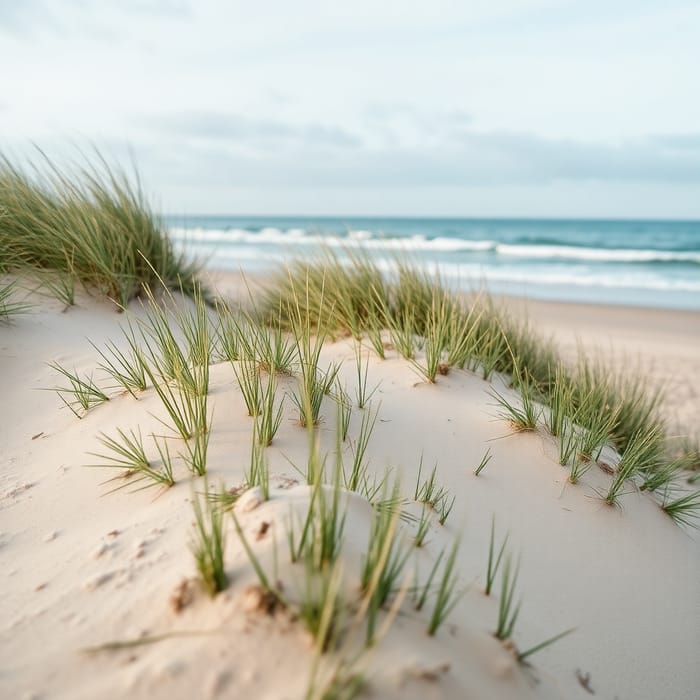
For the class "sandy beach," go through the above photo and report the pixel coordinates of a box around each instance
[1,269,699,700]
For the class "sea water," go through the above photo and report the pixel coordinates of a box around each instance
[166,216,700,310]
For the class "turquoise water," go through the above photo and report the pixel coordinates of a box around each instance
[166,216,700,310]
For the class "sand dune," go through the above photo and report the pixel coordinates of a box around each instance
[1,274,698,700]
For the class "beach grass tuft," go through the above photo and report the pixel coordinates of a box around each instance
[426,536,462,636]
[0,279,31,322]
[485,516,508,596]
[602,426,664,506]
[48,362,110,417]
[0,150,202,307]
[88,427,175,490]
[345,403,379,492]
[258,254,691,497]
[353,342,379,409]
[191,485,227,596]
[494,553,521,641]
[474,448,493,476]
[413,457,455,525]
[90,322,147,398]
[361,481,411,645]
[661,489,700,528]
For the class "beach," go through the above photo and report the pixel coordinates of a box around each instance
[496,295,700,442]
[3,2,700,695]
[1,268,699,700]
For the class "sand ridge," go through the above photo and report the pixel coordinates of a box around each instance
[1,276,699,699]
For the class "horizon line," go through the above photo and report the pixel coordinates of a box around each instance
[162,213,700,224]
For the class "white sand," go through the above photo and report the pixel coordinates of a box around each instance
[1,274,698,700]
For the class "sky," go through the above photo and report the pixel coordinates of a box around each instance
[1,0,699,218]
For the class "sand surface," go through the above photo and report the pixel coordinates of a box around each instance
[1,271,699,700]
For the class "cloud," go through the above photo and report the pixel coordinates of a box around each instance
[134,114,700,189]
[141,112,361,151]
[652,133,700,150]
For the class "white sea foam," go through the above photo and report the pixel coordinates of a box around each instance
[496,244,700,264]
[434,263,700,293]
[170,227,699,263]
[169,226,496,252]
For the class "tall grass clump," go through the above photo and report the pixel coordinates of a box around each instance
[259,254,692,489]
[494,554,521,641]
[661,489,700,528]
[484,516,508,596]
[88,427,175,490]
[426,537,462,636]
[298,557,345,654]
[257,373,284,446]
[411,292,452,383]
[0,150,202,307]
[489,382,540,433]
[353,342,378,409]
[263,251,390,338]
[288,463,346,567]
[181,418,211,476]
[246,424,270,500]
[283,273,338,427]
[142,355,209,440]
[345,403,379,492]
[0,280,31,322]
[191,485,227,596]
[48,362,110,417]
[333,382,352,442]
[90,321,147,398]
[33,269,76,308]
[361,481,410,645]
[568,355,664,455]
[601,426,664,507]
[138,284,210,397]
[413,457,455,525]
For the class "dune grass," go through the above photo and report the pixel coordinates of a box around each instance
[88,427,175,490]
[484,516,509,596]
[361,481,411,645]
[298,557,345,654]
[289,468,347,568]
[0,279,31,322]
[0,150,202,308]
[90,322,147,398]
[48,362,110,417]
[353,342,379,409]
[333,382,353,442]
[256,373,284,446]
[259,254,689,503]
[490,382,540,433]
[191,485,227,596]
[602,427,664,507]
[413,506,431,547]
[345,403,379,492]
[426,536,462,636]
[246,424,270,500]
[661,489,700,528]
[414,457,455,525]
[494,553,521,641]
[474,448,493,476]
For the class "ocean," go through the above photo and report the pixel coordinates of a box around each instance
[166,216,700,311]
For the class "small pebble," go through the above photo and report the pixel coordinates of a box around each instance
[237,486,263,513]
